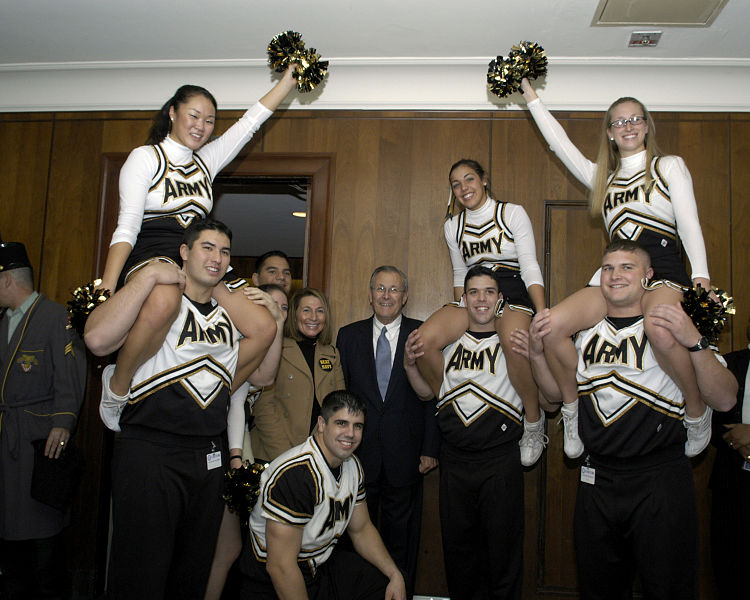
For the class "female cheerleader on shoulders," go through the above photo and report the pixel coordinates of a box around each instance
[85,66,298,403]
[417,159,548,466]
[519,77,712,458]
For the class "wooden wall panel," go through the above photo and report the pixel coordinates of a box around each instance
[260,113,492,329]
[0,119,53,286]
[659,115,733,353]
[40,119,103,302]
[1,105,748,599]
[730,117,750,347]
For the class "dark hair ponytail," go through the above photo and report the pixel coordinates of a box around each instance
[146,85,218,145]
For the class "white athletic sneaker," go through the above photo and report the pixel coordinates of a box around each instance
[561,400,584,459]
[100,364,128,432]
[519,412,548,467]
[684,405,713,457]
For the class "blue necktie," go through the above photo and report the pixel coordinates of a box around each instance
[376,326,391,400]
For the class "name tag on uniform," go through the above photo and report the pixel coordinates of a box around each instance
[207,451,222,471]
[319,358,333,371]
[580,465,596,485]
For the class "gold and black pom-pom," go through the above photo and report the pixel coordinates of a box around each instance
[487,41,547,99]
[66,280,111,337]
[296,48,329,93]
[222,461,267,524]
[508,41,548,81]
[267,30,328,93]
[681,284,735,342]
[487,55,521,98]
[268,31,306,72]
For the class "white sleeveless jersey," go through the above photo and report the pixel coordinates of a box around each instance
[438,332,523,451]
[111,102,273,247]
[575,316,687,457]
[444,198,543,289]
[248,436,366,580]
[603,155,677,243]
[121,295,239,436]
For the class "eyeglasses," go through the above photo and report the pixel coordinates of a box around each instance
[372,285,404,295]
[609,116,646,129]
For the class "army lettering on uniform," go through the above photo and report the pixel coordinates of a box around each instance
[163,176,211,204]
[176,310,235,348]
[603,181,655,218]
[461,236,503,263]
[581,331,647,371]
[319,494,353,535]
[445,341,501,376]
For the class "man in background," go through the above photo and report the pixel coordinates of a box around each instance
[0,238,86,599]
[336,265,439,597]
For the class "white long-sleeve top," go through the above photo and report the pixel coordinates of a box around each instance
[526,98,709,281]
[444,197,544,290]
[227,381,262,452]
[111,101,272,248]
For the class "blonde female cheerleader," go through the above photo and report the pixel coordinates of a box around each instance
[519,78,712,458]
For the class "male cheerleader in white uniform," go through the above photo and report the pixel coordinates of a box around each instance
[239,390,406,600]
[526,239,736,599]
[405,266,552,600]
[86,218,271,599]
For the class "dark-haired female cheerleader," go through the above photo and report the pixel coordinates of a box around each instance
[417,158,548,467]
[86,67,298,405]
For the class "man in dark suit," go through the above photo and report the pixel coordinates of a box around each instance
[710,319,750,599]
[336,265,440,598]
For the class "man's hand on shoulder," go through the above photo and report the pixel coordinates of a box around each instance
[403,329,424,368]
[647,303,701,349]
[141,261,185,291]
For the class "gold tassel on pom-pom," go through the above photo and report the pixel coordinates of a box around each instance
[681,284,735,343]
[487,41,547,99]
[267,30,329,93]
[66,280,111,337]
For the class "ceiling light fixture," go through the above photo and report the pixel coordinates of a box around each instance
[628,31,662,47]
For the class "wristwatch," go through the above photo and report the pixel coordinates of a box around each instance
[687,336,710,352]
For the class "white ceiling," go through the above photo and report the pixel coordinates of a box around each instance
[1,0,745,64]
[1,0,749,112]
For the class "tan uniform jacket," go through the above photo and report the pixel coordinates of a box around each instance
[250,337,345,462]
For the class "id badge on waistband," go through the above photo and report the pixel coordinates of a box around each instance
[580,465,596,485]
[206,442,222,471]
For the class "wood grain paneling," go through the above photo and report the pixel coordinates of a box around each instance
[0,119,53,286]
[729,117,750,347]
[41,119,103,302]
[1,105,748,599]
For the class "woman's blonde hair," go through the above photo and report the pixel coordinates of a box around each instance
[285,287,333,345]
[589,97,663,217]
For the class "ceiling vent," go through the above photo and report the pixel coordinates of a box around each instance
[592,0,728,26]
